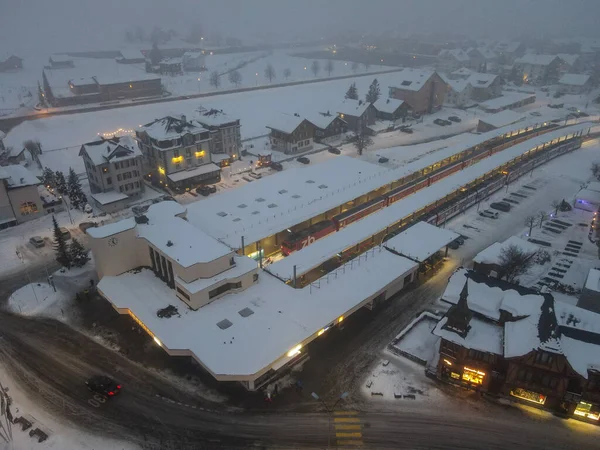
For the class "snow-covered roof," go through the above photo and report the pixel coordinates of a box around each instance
[559,73,590,87]
[451,67,474,78]
[69,77,97,87]
[91,191,129,205]
[80,135,141,166]
[118,49,144,60]
[476,47,497,60]
[391,69,437,92]
[515,54,559,66]
[478,110,526,129]
[557,54,580,67]
[384,222,459,262]
[494,41,521,54]
[88,218,136,238]
[178,255,257,295]
[585,269,600,293]
[265,114,306,135]
[160,57,183,65]
[0,130,5,141]
[49,54,73,63]
[575,188,600,205]
[473,236,539,265]
[446,79,471,93]
[467,73,498,88]
[433,316,504,355]
[586,181,600,193]
[195,107,239,128]
[337,99,371,117]
[0,165,39,188]
[166,163,220,183]
[141,116,207,141]
[438,48,470,62]
[98,246,418,378]
[305,112,343,130]
[479,92,536,111]
[373,98,405,114]
[183,51,204,58]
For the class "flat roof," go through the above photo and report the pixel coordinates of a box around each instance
[384,222,459,262]
[91,191,129,205]
[479,110,526,129]
[559,73,590,86]
[167,163,220,183]
[585,268,600,293]
[473,236,540,265]
[575,188,600,205]
[188,119,553,248]
[479,92,536,111]
[98,247,418,378]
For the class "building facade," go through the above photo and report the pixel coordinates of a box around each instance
[266,115,316,154]
[336,100,376,132]
[0,55,23,72]
[388,69,447,115]
[195,108,241,156]
[0,165,44,228]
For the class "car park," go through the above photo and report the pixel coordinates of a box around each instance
[29,236,45,248]
[85,375,122,397]
[448,116,462,123]
[270,161,283,171]
[328,147,341,155]
[296,156,310,165]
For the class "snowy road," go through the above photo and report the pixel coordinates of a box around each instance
[0,312,598,449]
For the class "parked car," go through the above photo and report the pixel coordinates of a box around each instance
[448,116,462,123]
[550,119,562,123]
[296,156,310,165]
[400,126,413,134]
[433,118,448,126]
[85,375,122,397]
[328,147,341,155]
[479,210,499,219]
[378,157,389,163]
[79,222,97,232]
[83,203,93,213]
[196,185,211,196]
[270,161,283,171]
[58,227,71,240]
[29,236,45,248]
[207,185,217,193]
[490,202,511,212]
[567,106,579,112]
[579,111,589,117]
[448,240,460,250]
[529,111,542,117]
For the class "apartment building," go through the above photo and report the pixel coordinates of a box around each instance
[0,164,44,228]
[266,114,316,154]
[388,69,447,115]
[136,115,220,192]
[195,108,241,157]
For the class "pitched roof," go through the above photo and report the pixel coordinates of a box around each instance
[515,54,559,66]
[438,48,471,62]
[195,106,239,127]
[140,116,207,141]
[446,79,471,93]
[467,72,498,88]
[373,97,406,114]
[390,69,437,92]
[305,112,345,130]
[80,135,142,166]
[556,54,580,66]
[559,73,590,86]
[265,113,307,134]
[0,164,39,188]
[336,99,371,117]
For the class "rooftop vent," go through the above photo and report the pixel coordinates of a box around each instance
[292,194,301,199]
[267,203,277,208]
[251,211,260,215]
[166,240,173,247]
[238,307,254,318]
[233,218,241,222]
[134,215,149,224]
[217,211,228,217]
[217,319,233,330]
[318,184,328,189]
[306,180,315,184]
[278,189,288,194]
[237,203,247,208]
[256,197,266,202]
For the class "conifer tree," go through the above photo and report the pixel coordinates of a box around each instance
[52,215,70,268]
[69,238,90,267]
[366,78,381,103]
[345,82,358,100]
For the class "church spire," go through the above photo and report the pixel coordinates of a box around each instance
[443,278,473,338]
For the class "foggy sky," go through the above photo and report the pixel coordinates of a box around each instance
[1,0,599,54]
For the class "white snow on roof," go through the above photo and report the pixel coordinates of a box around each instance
[446,79,471,93]
[373,97,405,114]
[451,67,474,77]
[476,47,497,60]
[467,73,498,88]
[478,110,526,129]
[504,308,544,358]
[98,247,418,377]
[0,130,5,141]
[265,113,306,134]
[515,54,559,66]
[433,316,504,355]
[473,236,540,265]
[384,222,459,262]
[87,218,136,238]
[49,54,73,63]
[141,116,207,141]
[69,77,97,87]
[305,112,342,130]
[166,163,220,183]
[559,73,590,86]
[585,268,600,293]
[575,188,600,205]
[337,99,370,117]
[178,255,257,295]
[586,181,600,193]
[391,68,436,92]
[560,336,600,379]
[479,92,536,111]
[118,49,144,60]
[0,165,39,188]
[80,135,141,166]
[438,48,471,62]
[90,191,129,205]
[195,107,239,127]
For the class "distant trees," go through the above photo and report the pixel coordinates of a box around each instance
[345,82,358,100]
[551,200,561,216]
[41,167,55,188]
[264,64,276,83]
[366,78,381,103]
[538,211,548,229]
[209,71,221,89]
[311,60,321,77]
[351,61,359,73]
[498,244,535,283]
[53,215,70,269]
[283,68,292,80]
[345,131,373,156]
[363,62,371,72]
[228,70,242,87]
[54,170,67,195]
[325,59,334,76]
[23,140,41,160]
[149,43,163,65]
[37,82,47,107]
[591,162,600,180]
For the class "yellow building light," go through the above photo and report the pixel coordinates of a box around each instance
[153,336,162,347]
[129,84,133,88]
[338,315,344,324]
[158,166,166,175]
[340,113,345,119]
[172,155,183,163]
[443,359,453,366]
[462,366,485,384]
[287,344,302,358]
[195,150,205,157]
[318,328,326,337]
[510,387,546,405]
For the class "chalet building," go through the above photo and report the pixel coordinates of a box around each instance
[557,54,583,74]
[266,114,315,154]
[116,50,145,64]
[466,47,497,72]
[79,136,144,212]
[558,74,592,95]
[432,268,600,422]
[136,116,219,192]
[0,55,23,72]
[468,73,502,102]
[182,52,206,71]
[493,41,526,64]
[388,69,447,115]
[0,165,44,228]
[195,107,241,156]
[159,58,183,75]
[444,79,472,107]
[306,113,348,142]
[437,48,471,73]
[514,54,564,85]
[336,99,376,132]
[373,98,410,121]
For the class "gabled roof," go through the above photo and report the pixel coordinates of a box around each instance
[475,47,497,60]
[390,69,438,92]
[79,135,142,166]
[515,54,560,66]
[373,97,406,114]
[438,48,471,62]
[140,116,207,141]
[195,106,239,127]
[557,54,580,67]
[446,79,472,94]
[0,164,39,188]
[49,54,73,63]
[0,54,22,63]
[559,73,590,86]
[467,72,498,88]
[266,113,308,135]
[336,99,371,117]
[305,112,345,130]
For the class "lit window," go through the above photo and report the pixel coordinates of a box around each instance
[461,367,485,385]
[20,202,38,216]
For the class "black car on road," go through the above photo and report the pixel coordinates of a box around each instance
[328,147,341,155]
[448,116,462,123]
[297,156,310,164]
[86,375,122,397]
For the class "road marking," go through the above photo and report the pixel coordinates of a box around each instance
[335,432,362,438]
[333,410,363,448]
[337,440,364,446]
[334,410,359,415]
[334,424,362,430]
[334,417,361,423]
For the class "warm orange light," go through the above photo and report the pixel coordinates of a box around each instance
[443,359,453,366]
[158,166,165,175]
[195,150,205,158]
[172,156,183,163]
[338,316,344,323]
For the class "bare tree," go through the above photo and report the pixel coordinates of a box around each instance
[351,61,359,73]
[551,199,560,216]
[525,215,536,236]
[264,64,276,83]
[498,244,535,283]
[23,139,41,159]
[228,70,242,87]
[592,162,600,180]
[325,59,334,76]
[363,62,371,72]
[344,131,373,156]
[311,60,321,77]
[209,70,221,89]
[538,211,548,228]
[283,68,292,80]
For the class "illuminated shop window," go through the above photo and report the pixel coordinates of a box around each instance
[462,367,485,385]
[510,387,546,405]
[574,402,600,421]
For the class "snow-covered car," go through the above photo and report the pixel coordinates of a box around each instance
[84,203,93,213]
[448,116,461,123]
[529,111,542,117]
[29,236,45,248]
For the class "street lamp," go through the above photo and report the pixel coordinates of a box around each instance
[311,391,349,449]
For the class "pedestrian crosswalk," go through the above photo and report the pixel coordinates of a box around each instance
[333,410,363,447]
